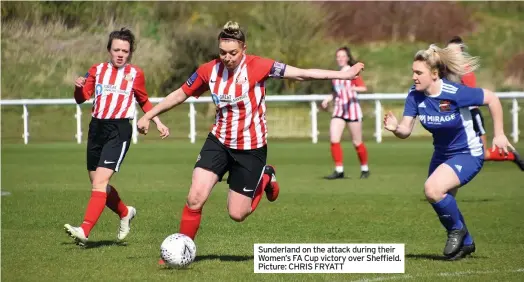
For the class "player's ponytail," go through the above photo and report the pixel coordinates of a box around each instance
[218,21,246,43]
[414,44,479,83]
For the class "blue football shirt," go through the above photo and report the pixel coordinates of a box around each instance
[403,79,485,157]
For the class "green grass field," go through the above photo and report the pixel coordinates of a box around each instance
[2,140,524,281]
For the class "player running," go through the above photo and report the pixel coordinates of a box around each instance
[321,46,370,179]
[447,36,524,170]
[64,28,170,246]
[137,21,364,244]
[384,44,514,260]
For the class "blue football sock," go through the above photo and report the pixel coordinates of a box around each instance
[431,194,464,231]
[458,210,474,245]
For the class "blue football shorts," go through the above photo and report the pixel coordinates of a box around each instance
[428,153,484,186]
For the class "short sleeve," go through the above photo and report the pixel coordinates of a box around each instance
[255,57,287,79]
[181,67,209,98]
[461,72,476,88]
[352,76,365,87]
[403,91,418,117]
[456,86,484,108]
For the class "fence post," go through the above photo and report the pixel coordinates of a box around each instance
[374,99,382,143]
[132,103,138,144]
[22,104,29,144]
[75,104,82,144]
[189,102,196,143]
[310,101,318,144]
[511,98,520,143]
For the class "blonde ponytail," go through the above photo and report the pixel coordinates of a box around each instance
[414,44,480,82]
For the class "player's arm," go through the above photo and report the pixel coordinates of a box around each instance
[385,91,418,139]
[482,89,504,137]
[392,116,416,139]
[74,67,96,104]
[141,70,208,121]
[283,64,364,81]
[256,58,364,82]
[132,71,163,125]
[142,87,190,120]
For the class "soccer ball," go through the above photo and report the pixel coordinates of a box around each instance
[160,233,197,268]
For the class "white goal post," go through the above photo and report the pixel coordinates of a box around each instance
[1,93,522,145]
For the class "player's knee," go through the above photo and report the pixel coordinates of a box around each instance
[91,178,109,192]
[186,191,206,210]
[330,136,341,143]
[186,184,211,210]
[228,210,248,222]
[424,181,443,202]
[352,140,362,147]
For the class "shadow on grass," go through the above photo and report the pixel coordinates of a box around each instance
[406,253,486,261]
[194,254,254,262]
[62,240,127,249]
[418,198,494,203]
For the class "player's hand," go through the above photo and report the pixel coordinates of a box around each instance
[137,117,151,135]
[321,99,329,110]
[346,62,365,80]
[383,111,399,132]
[156,122,170,139]
[74,76,86,88]
[492,134,515,156]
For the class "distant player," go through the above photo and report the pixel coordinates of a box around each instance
[384,44,514,260]
[321,47,370,179]
[64,28,170,246]
[447,36,524,170]
[136,21,364,255]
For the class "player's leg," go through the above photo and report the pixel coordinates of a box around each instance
[179,133,229,240]
[325,118,346,179]
[64,119,104,245]
[425,154,483,259]
[227,146,274,221]
[347,119,369,179]
[446,187,475,261]
[101,121,136,241]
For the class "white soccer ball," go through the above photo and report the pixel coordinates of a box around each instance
[160,233,197,268]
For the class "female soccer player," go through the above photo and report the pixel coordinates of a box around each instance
[321,47,370,179]
[137,21,364,242]
[447,36,524,170]
[64,28,170,246]
[384,44,514,260]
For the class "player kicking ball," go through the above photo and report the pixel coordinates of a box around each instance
[137,21,364,264]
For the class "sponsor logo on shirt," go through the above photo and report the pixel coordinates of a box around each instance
[439,100,452,112]
[95,84,103,96]
[419,113,456,124]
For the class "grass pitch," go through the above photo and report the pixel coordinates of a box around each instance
[2,140,524,281]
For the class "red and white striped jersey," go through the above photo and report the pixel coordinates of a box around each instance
[182,55,286,150]
[74,62,153,119]
[332,76,365,121]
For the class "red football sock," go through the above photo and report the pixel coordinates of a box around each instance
[80,191,107,237]
[355,143,369,166]
[331,143,343,166]
[487,148,515,161]
[106,185,129,219]
[179,205,202,240]
[251,174,271,212]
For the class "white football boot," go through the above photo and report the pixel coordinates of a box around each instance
[64,224,88,246]
[117,206,136,241]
